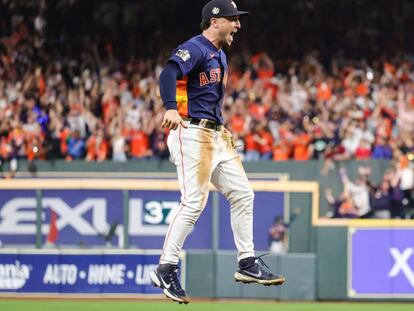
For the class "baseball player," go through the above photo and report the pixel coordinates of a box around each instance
[150,0,285,304]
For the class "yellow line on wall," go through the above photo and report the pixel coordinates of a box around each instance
[0,178,318,192]
[1,179,412,227]
[314,217,414,227]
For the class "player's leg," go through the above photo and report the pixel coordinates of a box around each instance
[160,126,215,264]
[211,156,255,260]
[211,156,285,286]
[151,125,215,303]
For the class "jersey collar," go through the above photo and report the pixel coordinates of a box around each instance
[200,34,221,52]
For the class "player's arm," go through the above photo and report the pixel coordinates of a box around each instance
[160,43,202,130]
[159,62,188,130]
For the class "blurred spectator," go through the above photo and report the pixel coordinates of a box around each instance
[268,216,287,255]
[150,129,170,160]
[325,188,358,218]
[367,167,405,219]
[128,121,153,160]
[272,139,291,161]
[387,167,405,219]
[396,86,414,136]
[86,129,109,162]
[309,127,331,160]
[368,176,393,219]
[291,128,312,161]
[67,130,86,160]
[244,124,261,162]
[256,123,273,160]
[111,128,127,162]
[339,166,372,218]
[354,138,372,160]
[268,208,300,255]
[396,155,414,218]
[371,137,393,160]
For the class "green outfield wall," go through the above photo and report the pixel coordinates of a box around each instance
[1,158,391,219]
[2,159,411,301]
[185,251,317,300]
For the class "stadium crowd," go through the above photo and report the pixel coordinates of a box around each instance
[324,161,414,219]
[0,0,413,220]
[1,0,414,166]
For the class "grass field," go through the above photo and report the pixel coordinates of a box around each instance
[0,300,413,311]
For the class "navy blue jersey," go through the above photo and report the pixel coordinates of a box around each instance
[168,35,228,124]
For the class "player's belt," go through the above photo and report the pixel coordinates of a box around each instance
[185,117,222,131]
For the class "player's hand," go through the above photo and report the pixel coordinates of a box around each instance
[162,109,188,130]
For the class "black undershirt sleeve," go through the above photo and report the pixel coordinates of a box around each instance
[159,62,183,110]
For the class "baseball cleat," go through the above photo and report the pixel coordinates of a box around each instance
[150,264,190,304]
[234,254,285,286]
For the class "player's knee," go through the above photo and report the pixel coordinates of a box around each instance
[180,201,204,224]
[245,189,255,205]
[228,188,254,206]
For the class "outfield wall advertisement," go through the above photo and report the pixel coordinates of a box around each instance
[0,188,284,251]
[0,250,170,295]
[348,228,414,298]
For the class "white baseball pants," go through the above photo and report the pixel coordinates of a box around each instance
[160,123,255,264]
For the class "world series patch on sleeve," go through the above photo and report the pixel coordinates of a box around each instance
[175,49,191,61]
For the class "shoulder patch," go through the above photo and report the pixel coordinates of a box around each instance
[175,49,191,62]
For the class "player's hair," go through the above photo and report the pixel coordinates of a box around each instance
[200,19,211,31]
